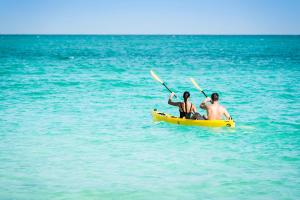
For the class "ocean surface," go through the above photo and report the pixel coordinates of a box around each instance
[0,35,300,199]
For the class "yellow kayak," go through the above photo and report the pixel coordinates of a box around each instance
[152,110,235,128]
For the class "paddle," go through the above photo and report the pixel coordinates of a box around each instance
[190,78,208,98]
[150,70,178,98]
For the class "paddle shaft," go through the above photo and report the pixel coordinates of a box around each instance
[200,90,213,103]
[162,83,177,98]
[201,90,208,98]
[150,70,178,98]
[190,78,208,99]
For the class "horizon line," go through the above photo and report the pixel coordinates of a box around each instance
[1,33,300,36]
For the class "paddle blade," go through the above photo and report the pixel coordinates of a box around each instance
[150,70,164,84]
[190,78,203,92]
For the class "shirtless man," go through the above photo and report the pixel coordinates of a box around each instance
[200,93,231,120]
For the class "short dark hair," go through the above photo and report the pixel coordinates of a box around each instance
[211,93,219,102]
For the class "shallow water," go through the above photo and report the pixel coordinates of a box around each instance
[0,35,300,199]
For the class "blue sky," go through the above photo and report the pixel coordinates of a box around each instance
[0,0,299,34]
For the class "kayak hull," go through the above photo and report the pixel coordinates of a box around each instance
[152,110,235,128]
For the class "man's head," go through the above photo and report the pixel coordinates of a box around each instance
[211,93,219,103]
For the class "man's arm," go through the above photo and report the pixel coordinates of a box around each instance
[168,92,181,107]
[200,97,211,110]
[223,107,231,120]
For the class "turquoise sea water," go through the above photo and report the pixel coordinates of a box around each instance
[0,35,300,199]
